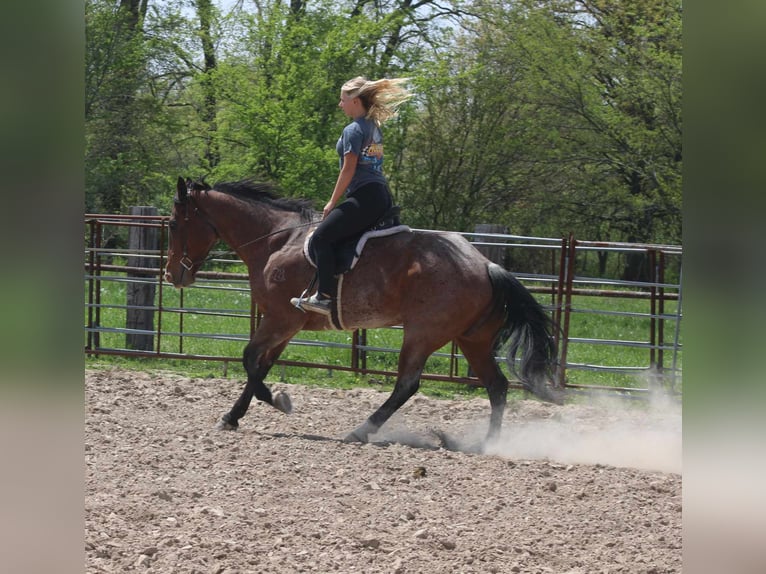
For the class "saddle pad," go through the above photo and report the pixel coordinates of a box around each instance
[303,225,411,274]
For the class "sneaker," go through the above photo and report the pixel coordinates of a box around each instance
[300,293,332,316]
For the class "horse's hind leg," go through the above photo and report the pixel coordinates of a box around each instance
[344,338,431,443]
[457,336,509,444]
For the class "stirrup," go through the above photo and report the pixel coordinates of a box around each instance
[290,287,312,313]
[291,273,318,313]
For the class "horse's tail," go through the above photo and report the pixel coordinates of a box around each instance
[487,263,564,404]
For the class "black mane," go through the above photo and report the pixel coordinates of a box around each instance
[209,179,315,221]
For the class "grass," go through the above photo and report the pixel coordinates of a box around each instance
[563,292,682,390]
[86,275,682,399]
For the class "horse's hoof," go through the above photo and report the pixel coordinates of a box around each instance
[273,391,293,414]
[544,386,567,406]
[343,421,377,443]
[342,431,366,443]
[431,429,484,454]
[432,429,460,451]
[214,417,238,431]
[528,382,567,405]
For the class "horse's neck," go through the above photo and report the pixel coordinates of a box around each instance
[205,192,303,257]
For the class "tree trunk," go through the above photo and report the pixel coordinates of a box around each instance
[196,0,220,169]
[598,251,608,276]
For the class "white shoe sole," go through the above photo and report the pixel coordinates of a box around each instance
[301,301,331,316]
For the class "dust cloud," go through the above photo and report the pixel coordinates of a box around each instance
[484,391,682,473]
[368,388,681,474]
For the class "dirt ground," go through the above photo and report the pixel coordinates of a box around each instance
[85,368,682,573]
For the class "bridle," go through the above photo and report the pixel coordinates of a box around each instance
[172,185,219,280]
[171,182,319,281]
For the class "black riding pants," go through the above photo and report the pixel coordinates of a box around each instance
[312,182,392,297]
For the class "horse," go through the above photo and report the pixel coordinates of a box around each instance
[164,177,563,448]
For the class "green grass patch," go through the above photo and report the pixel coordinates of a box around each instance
[563,293,682,390]
[86,276,681,395]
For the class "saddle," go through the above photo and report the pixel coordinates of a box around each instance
[304,206,411,275]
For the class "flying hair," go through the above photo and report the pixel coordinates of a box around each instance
[342,76,412,127]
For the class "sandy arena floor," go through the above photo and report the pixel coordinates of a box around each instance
[85,368,681,573]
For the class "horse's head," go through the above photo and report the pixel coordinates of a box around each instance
[164,177,219,288]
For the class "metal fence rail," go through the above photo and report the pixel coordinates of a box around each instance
[85,215,682,396]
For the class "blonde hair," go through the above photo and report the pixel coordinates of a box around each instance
[342,76,412,126]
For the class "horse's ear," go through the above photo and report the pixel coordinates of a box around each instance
[176,176,187,201]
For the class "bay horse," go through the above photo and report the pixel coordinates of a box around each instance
[164,177,562,447]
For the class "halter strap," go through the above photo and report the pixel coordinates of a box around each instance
[174,186,219,276]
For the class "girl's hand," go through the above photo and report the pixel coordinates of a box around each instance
[322,201,335,219]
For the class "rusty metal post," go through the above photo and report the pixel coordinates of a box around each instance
[649,249,657,369]
[450,341,460,379]
[556,233,576,387]
[94,220,103,351]
[156,220,166,356]
[669,266,683,392]
[86,219,96,351]
[658,251,666,373]
[549,242,558,311]
[554,236,569,349]
[360,329,367,372]
[351,330,360,370]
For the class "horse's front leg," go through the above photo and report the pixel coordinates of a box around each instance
[216,338,292,431]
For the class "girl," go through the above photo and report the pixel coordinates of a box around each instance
[298,76,412,315]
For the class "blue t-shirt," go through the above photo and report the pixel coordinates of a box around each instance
[336,117,388,195]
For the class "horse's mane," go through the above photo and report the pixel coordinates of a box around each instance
[202,178,315,222]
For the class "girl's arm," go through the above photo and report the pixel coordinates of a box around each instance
[323,152,358,218]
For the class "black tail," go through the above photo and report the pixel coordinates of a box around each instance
[487,263,563,404]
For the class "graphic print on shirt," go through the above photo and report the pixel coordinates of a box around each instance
[360,130,384,173]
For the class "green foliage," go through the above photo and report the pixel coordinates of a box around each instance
[390,0,682,283]
[86,0,201,213]
[208,0,419,201]
[84,0,681,249]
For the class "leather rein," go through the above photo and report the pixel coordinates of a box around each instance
[175,186,318,273]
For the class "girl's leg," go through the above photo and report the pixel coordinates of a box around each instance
[311,184,391,297]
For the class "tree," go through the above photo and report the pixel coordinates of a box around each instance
[512,0,682,249]
[85,0,200,213]
[207,0,450,201]
[84,0,681,259]
[395,50,532,230]
[85,0,151,213]
[397,0,681,258]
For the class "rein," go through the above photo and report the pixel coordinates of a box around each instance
[235,220,318,250]
[178,184,318,263]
